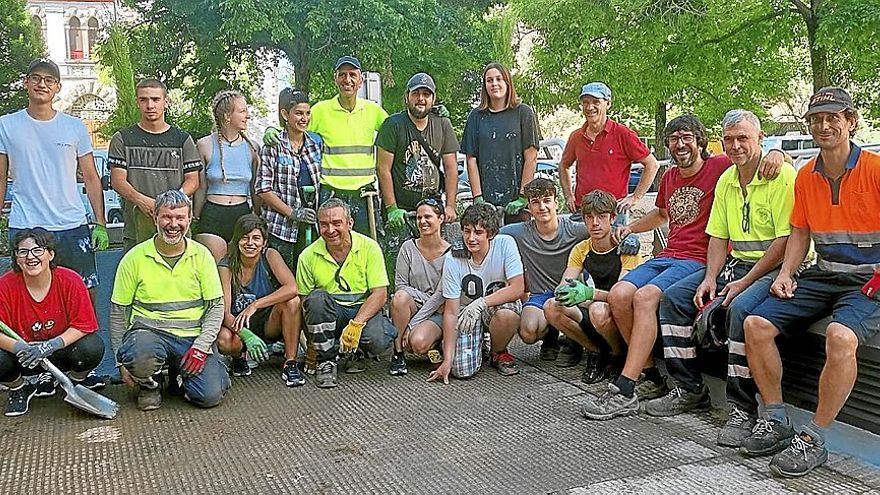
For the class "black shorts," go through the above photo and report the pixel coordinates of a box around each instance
[8,224,98,289]
[243,307,273,339]
[199,201,252,243]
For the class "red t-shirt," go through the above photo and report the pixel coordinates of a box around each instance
[656,155,732,263]
[0,267,98,342]
[562,118,650,204]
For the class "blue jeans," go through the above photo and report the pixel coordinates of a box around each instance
[117,329,230,408]
[658,259,774,413]
[621,256,705,291]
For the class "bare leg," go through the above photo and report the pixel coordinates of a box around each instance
[589,302,624,355]
[195,233,228,262]
[620,285,661,381]
[814,323,859,427]
[519,306,549,344]
[743,315,784,405]
[544,299,600,352]
[408,321,443,355]
[217,327,243,356]
[391,291,416,353]
[489,309,520,353]
[608,282,637,344]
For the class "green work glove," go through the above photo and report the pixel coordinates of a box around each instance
[504,196,527,215]
[91,224,109,251]
[473,195,486,205]
[385,205,406,232]
[262,126,282,147]
[556,278,595,307]
[240,327,269,363]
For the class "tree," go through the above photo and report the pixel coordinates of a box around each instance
[0,0,45,116]
[97,27,139,138]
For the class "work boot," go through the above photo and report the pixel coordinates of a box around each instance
[769,429,829,478]
[634,373,669,400]
[717,404,756,447]
[556,339,583,368]
[5,382,37,417]
[137,385,162,411]
[740,418,795,457]
[344,351,366,374]
[581,383,639,420]
[315,361,338,389]
[304,345,317,375]
[644,385,712,417]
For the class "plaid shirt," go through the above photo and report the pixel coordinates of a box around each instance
[256,130,322,242]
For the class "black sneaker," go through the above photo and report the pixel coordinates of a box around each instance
[769,430,829,478]
[389,352,408,376]
[581,351,610,384]
[344,351,366,374]
[231,357,252,377]
[644,385,712,417]
[72,371,106,390]
[556,340,583,368]
[740,418,795,457]
[315,360,338,389]
[33,372,56,397]
[5,382,37,417]
[281,360,305,387]
[717,404,756,447]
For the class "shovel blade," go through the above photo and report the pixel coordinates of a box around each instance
[62,385,119,419]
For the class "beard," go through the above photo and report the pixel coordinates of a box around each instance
[407,106,430,119]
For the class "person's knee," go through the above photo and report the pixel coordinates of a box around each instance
[518,318,543,344]
[0,350,21,383]
[825,323,858,361]
[360,317,396,356]
[544,299,563,323]
[217,328,238,355]
[408,329,436,355]
[633,285,662,308]
[303,291,334,324]
[391,290,413,313]
[490,309,520,333]
[118,334,164,379]
[608,282,635,308]
[281,296,301,315]
[66,334,105,371]
[589,303,612,330]
[186,376,228,408]
[743,315,778,344]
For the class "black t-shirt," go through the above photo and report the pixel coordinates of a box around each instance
[583,246,623,292]
[461,104,541,205]
[375,112,459,211]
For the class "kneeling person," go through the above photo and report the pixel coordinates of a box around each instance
[545,190,641,384]
[297,199,396,388]
[111,190,230,411]
[217,215,304,386]
[428,203,525,383]
[0,229,105,417]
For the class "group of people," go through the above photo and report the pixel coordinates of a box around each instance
[0,55,877,480]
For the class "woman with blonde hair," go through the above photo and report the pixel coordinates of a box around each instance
[194,90,260,260]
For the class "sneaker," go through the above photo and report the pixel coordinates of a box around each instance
[740,418,795,457]
[389,352,408,376]
[231,357,252,377]
[556,340,583,368]
[644,385,712,417]
[490,351,520,376]
[269,341,286,356]
[769,430,829,478]
[137,385,162,411]
[634,374,669,400]
[344,352,366,374]
[581,383,639,420]
[315,360,338,389]
[5,382,37,417]
[72,371,106,390]
[539,340,560,361]
[33,373,57,397]
[581,351,610,384]
[281,360,305,387]
[717,404,757,447]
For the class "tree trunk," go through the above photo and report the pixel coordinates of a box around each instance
[804,6,830,90]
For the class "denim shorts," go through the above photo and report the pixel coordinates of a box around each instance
[621,256,704,292]
[9,224,98,289]
[524,290,555,310]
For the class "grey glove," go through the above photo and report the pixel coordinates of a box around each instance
[617,234,640,256]
[289,207,317,225]
[17,337,64,368]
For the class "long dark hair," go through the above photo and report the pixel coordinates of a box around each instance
[227,214,269,295]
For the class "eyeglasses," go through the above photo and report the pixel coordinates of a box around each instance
[807,113,844,127]
[668,134,696,145]
[14,246,47,259]
[741,202,750,233]
[27,74,58,86]
[334,265,351,292]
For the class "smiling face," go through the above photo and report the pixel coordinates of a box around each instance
[334,65,363,99]
[24,70,60,106]
[809,111,855,151]
[580,95,610,127]
[14,237,54,278]
[137,86,168,124]
[462,223,491,255]
[484,68,508,103]
[722,120,763,167]
[667,130,702,169]
[526,193,558,223]
[226,96,249,133]
[407,88,434,120]
[416,204,443,237]
[318,206,353,249]
[237,228,266,260]
[283,102,311,134]
[154,204,191,246]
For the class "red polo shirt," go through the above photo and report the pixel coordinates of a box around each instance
[562,118,650,204]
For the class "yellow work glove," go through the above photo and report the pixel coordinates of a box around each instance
[339,319,366,354]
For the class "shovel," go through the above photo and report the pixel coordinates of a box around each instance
[0,321,119,419]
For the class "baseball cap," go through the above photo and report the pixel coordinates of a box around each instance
[27,58,61,81]
[334,56,362,71]
[579,82,612,100]
[407,73,436,94]
[803,86,854,117]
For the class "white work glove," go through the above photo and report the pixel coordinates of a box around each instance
[457,297,487,333]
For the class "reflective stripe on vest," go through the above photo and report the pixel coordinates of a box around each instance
[132,315,202,330]
[324,145,374,155]
[816,257,878,275]
[731,239,774,252]
[812,231,880,245]
[133,298,204,312]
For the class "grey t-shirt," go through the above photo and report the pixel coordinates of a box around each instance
[501,216,588,293]
[394,239,447,306]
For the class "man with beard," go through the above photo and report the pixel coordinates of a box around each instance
[581,115,784,420]
[110,190,229,411]
[645,110,797,452]
[376,73,459,270]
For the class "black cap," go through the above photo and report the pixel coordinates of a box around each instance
[407,73,436,94]
[27,58,60,81]
[804,86,855,117]
[334,56,362,71]
[278,87,308,110]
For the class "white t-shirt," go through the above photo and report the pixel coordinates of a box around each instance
[442,234,524,305]
[0,110,92,229]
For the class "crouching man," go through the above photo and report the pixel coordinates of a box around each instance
[111,190,230,411]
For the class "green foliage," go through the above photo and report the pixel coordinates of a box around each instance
[97,27,139,137]
[0,0,45,116]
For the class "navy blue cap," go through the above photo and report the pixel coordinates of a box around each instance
[334,56,362,71]
[407,73,436,94]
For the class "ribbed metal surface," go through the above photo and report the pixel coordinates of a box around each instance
[0,342,877,494]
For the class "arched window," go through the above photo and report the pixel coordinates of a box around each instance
[87,17,99,59]
[31,15,44,43]
[68,16,83,60]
